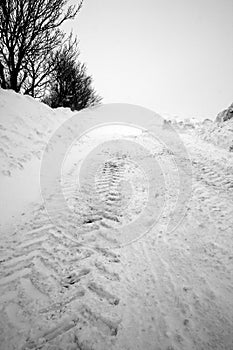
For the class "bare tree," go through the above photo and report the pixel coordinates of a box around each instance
[0,0,83,95]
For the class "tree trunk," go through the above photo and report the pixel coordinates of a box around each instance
[10,70,20,92]
[0,62,6,89]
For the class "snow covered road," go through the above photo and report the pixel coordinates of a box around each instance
[0,93,233,350]
[0,129,233,350]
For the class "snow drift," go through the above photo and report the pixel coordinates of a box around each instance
[0,90,233,350]
[163,103,233,152]
[0,89,75,227]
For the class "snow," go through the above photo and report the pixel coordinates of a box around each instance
[196,118,233,151]
[0,89,75,227]
[0,89,233,350]
[164,112,233,152]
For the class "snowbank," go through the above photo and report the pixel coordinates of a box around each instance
[163,107,233,152]
[195,103,233,151]
[0,89,75,227]
[0,89,74,176]
[196,118,233,151]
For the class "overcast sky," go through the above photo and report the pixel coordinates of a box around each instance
[63,0,233,120]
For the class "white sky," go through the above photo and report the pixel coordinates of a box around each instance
[63,0,233,120]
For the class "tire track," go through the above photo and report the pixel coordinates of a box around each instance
[1,133,233,350]
[0,163,125,350]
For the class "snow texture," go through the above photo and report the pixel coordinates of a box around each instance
[0,89,233,350]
